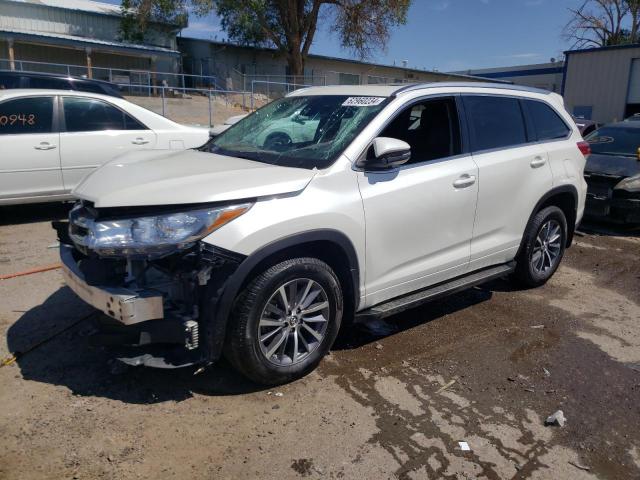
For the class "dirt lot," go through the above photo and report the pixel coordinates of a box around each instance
[1,204,639,480]
[124,94,257,127]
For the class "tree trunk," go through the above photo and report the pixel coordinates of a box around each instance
[287,49,305,82]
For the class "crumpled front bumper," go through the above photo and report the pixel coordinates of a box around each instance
[60,244,164,325]
[60,243,203,368]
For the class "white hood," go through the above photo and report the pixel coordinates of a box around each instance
[73,149,316,208]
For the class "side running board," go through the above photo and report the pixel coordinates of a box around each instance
[355,262,515,322]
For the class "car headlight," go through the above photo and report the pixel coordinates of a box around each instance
[614,175,640,192]
[70,203,252,258]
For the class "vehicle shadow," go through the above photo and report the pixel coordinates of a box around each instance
[0,202,73,226]
[6,287,267,403]
[335,284,496,350]
[7,282,501,403]
[577,219,640,238]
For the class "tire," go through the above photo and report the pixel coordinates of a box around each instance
[224,257,343,385]
[513,206,568,288]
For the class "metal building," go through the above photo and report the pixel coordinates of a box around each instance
[562,43,640,123]
[178,37,493,92]
[451,62,564,93]
[0,0,181,81]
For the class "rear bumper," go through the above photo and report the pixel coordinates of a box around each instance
[585,193,640,224]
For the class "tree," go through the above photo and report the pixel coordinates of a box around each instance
[121,0,411,77]
[563,0,640,48]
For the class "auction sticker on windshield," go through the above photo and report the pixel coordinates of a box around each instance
[342,97,386,107]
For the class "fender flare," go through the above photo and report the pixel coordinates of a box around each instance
[202,229,361,361]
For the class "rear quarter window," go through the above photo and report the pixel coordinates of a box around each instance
[524,100,570,141]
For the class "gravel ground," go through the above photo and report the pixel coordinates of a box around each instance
[124,95,250,128]
[0,203,639,479]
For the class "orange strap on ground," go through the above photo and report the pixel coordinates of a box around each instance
[0,263,62,280]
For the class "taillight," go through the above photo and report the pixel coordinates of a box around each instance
[577,141,591,157]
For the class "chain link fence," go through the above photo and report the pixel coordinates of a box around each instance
[0,59,357,127]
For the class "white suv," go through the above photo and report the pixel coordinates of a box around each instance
[56,83,589,385]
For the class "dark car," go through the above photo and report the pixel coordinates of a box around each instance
[584,122,640,223]
[0,70,123,98]
[572,115,600,137]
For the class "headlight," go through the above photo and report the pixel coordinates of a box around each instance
[614,175,640,192]
[70,203,252,258]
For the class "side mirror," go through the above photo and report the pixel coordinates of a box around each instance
[359,137,411,169]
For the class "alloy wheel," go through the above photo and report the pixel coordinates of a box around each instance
[531,219,562,275]
[258,278,330,366]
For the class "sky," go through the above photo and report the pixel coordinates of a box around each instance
[101,0,578,72]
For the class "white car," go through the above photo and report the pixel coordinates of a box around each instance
[57,83,588,385]
[0,89,210,205]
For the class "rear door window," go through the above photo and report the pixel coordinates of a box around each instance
[62,97,146,132]
[464,95,527,152]
[0,96,54,134]
[524,100,570,141]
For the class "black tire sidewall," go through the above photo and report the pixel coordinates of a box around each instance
[227,258,343,384]
[517,206,567,286]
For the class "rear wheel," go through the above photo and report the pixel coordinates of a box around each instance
[513,206,567,288]
[224,257,343,385]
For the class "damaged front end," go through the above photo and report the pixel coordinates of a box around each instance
[54,200,249,368]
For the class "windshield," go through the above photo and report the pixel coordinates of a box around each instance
[204,95,389,169]
[586,126,640,157]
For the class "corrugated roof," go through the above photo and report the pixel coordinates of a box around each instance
[6,0,122,17]
[564,43,640,55]
[0,27,180,55]
[4,0,181,26]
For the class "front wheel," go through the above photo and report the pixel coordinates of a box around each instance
[224,258,343,385]
[513,206,567,288]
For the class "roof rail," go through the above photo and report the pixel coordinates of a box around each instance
[393,82,552,96]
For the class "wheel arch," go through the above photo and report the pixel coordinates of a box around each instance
[519,185,578,257]
[203,230,361,362]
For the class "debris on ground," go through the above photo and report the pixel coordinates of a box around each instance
[545,410,566,427]
[274,392,284,397]
[569,461,591,472]
[530,325,545,329]
[458,441,471,451]
[436,379,457,393]
[375,343,383,350]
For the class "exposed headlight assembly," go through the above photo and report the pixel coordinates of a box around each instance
[614,174,640,192]
[70,203,252,258]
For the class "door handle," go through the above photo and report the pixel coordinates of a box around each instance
[530,156,547,168]
[453,174,476,189]
[131,138,150,145]
[34,142,57,151]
